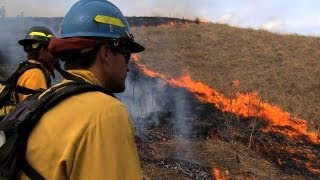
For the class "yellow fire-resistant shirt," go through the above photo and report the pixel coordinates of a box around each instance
[0,60,49,117]
[16,60,49,101]
[19,70,143,180]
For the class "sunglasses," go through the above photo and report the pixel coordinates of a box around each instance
[116,49,131,64]
[107,41,132,64]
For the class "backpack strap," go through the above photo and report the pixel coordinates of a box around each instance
[32,81,114,121]
[15,85,42,95]
[20,81,114,179]
[8,61,51,104]
[22,160,45,180]
[54,62,87,83]
[0,62,32,107]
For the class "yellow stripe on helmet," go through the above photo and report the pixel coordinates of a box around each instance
[94,15,125,27]
[29,31,53,38]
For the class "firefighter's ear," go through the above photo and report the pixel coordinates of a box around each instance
[98,45,109,63]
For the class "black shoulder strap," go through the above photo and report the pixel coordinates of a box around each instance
[54,62,86,83]
[11,81,114,141]
[7,61,35,84]
[6,61,51,103]
[34,63,51,88]
[22,160,44,180]
[29,81,114,125]
[15,85,41,95]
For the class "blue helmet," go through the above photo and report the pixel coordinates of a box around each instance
[60,0,144,53]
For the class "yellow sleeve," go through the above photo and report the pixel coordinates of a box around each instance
[16,68,48,101]
[70,104,143,180]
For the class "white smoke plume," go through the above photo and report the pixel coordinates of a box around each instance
[261,19,285,33]
[3,0,320,36]
[0,18,60,66]
[218,14,233,24]
[117,67,194,138]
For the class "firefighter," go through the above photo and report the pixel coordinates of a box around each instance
[17,26,56,101]
[0,26,56,118]
[20,0,146,179]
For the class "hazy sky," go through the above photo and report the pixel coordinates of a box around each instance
[2,0,320,36]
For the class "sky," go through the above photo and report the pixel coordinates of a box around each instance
[2,0,320,36]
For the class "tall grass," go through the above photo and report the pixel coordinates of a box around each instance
[132,23,320,128]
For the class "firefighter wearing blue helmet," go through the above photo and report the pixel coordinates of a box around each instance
[20,0,147,179]
[59,0,144,53]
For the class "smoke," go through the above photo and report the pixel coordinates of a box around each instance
[111,0,207,21]
[217,14,233,24]
[172,90,192,138]
[0,17,61,65]
[5,0,209,21]
[3,0,320,36]
[117,63,194,138]
[119,74,168,135]
[6,0,69,17]
[117,64,195,158]
[261,19,285,33]
[0,16,195,137]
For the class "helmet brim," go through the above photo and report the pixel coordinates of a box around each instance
[18,39,48,46]
[124,40,145,53]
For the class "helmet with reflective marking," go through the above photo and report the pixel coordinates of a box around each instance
[60,0,144,53]
[18,26,54,46]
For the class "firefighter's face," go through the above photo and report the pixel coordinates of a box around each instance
[105,47,130,93]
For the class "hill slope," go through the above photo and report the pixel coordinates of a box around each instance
[132,22,320,127]
[130,22,320,179]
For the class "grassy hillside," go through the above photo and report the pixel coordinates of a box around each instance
[130,22,320,179]
[132,23,320,128]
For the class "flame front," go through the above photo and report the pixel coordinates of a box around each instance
[131,54,319,144]
[213,168,224,180]
[132,54,320,176]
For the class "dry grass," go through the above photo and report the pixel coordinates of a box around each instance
[132,23,320,128]
[139,137,301,180]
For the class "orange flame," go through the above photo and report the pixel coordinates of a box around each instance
[210,162,229,180]
[131,55,319,144]
[155,21,194,27]
[213,168,224,180]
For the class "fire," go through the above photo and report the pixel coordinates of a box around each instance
[157,21,176,27]
[196,18,209,24]
[131,54,319,144]
[156,20,195,27]
[213,168,224,180]
[210,162,229,180]
[131,54,166,79]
